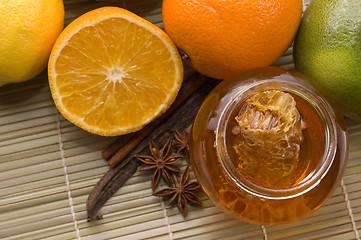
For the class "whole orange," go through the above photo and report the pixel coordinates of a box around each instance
[162,0,303,79]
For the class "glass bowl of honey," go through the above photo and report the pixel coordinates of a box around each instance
[189,66,348,225]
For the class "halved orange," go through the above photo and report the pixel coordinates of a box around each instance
[48,7,183,136]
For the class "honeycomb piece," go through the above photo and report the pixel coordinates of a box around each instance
[233,90,306,188]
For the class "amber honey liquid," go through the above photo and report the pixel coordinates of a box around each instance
[190,69,348,225]
[191,89,346,225]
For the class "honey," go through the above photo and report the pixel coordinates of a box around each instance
[231,90,307,190]
[190,67,348,225]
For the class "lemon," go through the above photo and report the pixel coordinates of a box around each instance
[293,0,361,120]
[0,0,64,87]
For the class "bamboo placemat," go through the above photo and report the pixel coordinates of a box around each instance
[1,0,361,239]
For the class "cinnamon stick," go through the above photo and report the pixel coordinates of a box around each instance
[106,72,207,168]
[102,133,134,160]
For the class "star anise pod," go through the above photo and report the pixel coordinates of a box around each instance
[136,139,183,191]
[154,165,202,216]
[173,130,190,159]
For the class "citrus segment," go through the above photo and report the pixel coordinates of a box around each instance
[48,7,183,136]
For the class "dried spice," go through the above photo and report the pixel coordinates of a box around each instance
[136,139,183,191]
[86,157,141,221]
[173,130,190,160]
[154,165,202,216]
[86,74,218,221]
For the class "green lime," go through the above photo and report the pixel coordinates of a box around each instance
[293,0,361,120]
